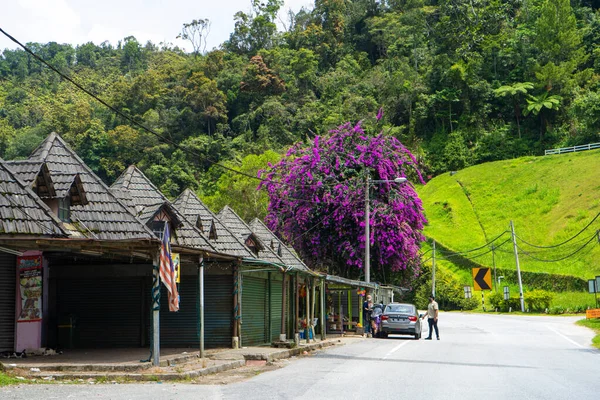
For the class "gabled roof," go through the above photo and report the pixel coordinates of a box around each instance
[6,160,56,198]
[23,132,155,240]
[217,205,284,264]
[0,158,67,237]
[249,218,310,272]
[110,166,215,252]
[173,189,254,258]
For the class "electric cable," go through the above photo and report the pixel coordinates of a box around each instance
[0,27,345,191]
[516,232,598,262]
[515,211,600,249]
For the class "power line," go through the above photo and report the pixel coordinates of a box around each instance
[515,211,600,249]
[0,27,343,191]
[435,230,509,256]
[289,204,345,244]
[516,232,598,263]
[438,238,512,262]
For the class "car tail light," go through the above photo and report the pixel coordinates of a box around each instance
[408,316,417,322]
[381,315,389,321]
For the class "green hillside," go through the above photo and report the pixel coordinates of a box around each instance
[417,149,600,284]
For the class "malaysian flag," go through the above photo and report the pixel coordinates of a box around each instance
[159,221,179,312]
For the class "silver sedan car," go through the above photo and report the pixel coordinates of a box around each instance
[380,303,422,339]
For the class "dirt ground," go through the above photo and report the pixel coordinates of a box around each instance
[193,356,300,385]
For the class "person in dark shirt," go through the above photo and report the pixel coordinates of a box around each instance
[363,295,373,337]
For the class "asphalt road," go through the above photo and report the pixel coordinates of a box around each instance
[2,312,598,400]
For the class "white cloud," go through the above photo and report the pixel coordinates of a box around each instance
[16,0,82,41]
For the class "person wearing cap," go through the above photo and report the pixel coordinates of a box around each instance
[363,295,373,337]
[422,295,439,340]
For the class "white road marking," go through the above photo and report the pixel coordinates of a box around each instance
[546,326,583,348]
[383,340,411,359]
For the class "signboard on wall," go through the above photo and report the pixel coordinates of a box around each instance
[173,253,180,283]
[17,255,43,322]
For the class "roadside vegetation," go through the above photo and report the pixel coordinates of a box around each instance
[0,371,23,386]
[415,150,600,311]
[576,319,600,349]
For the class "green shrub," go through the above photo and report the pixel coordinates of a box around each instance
[524,290,553,311]
[488,292,504,310]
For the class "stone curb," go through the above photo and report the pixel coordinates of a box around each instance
[35,360,246,382]
[24,339,345,382]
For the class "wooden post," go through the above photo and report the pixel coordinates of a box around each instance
[268,272,272,343]
[152,251,160,366]
[310,278,316,342]
[320,279,326,340]
[232,263,239,349]
[347,290,352,332]
[305,279,310,343]
[199,257,204,358]
[280,273,287,341]
[238,272,243,347]
[338,291,343,335]
[359,290,363,332]
[295,273,299,343]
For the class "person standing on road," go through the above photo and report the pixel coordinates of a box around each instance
[363,295,373,337]
[422,296,439,340]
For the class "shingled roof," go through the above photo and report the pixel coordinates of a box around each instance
[110,166,216,252]
[0,158,67,237]
[20,132,155,240]
[249,218,310,272]
[173,189,254,258]
[217,205,284,264]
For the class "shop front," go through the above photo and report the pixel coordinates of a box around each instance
[0,252,16,352]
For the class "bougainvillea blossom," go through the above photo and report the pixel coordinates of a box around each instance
[259,120,427,283]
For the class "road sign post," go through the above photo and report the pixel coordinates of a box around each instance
[464,286,472,299]
[504,286,510,300]
[590,279,599,308]
[473,268,491,312]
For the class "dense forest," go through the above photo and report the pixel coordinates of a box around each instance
[1,0,600,219]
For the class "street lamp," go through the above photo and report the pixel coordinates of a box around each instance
[365,176,408,284]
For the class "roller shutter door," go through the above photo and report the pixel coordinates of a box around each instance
[205,275,233,348]
[56,277,144,348]
[0,253,16,351]
[159,275,232,349]
[270,277,282,342]
[242,276,267,346]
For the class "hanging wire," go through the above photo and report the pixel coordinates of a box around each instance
[516,232,598,262]
[515,211,600,249]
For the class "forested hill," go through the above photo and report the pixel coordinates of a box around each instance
[1,0,600,219]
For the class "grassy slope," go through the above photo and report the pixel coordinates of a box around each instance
[417,150,600,280]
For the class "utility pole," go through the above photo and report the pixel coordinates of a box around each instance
[492,244,497,293]
[510,220,525,312]
[365,175,370,283]
[431,240,436,297]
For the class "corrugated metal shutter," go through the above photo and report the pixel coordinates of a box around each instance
[242,276,267,346]
[205,275,233,349]
[270,276,282,342]
[160,278,197,347]
[159,275,232,349]
[0,253,16,351]
[56,278,143,348]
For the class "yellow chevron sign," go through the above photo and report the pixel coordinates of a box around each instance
[472,268,492,291]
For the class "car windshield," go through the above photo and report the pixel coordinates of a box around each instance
[385,304,414,314]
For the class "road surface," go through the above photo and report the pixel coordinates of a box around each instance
[1,312,598,399]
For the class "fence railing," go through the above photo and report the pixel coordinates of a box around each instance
[545,142,600,155]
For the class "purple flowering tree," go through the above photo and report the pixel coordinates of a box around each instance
[259,119,427,285]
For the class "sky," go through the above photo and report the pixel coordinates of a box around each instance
[0,0,314,53]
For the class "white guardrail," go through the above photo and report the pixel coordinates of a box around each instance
[545,142,600,155]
